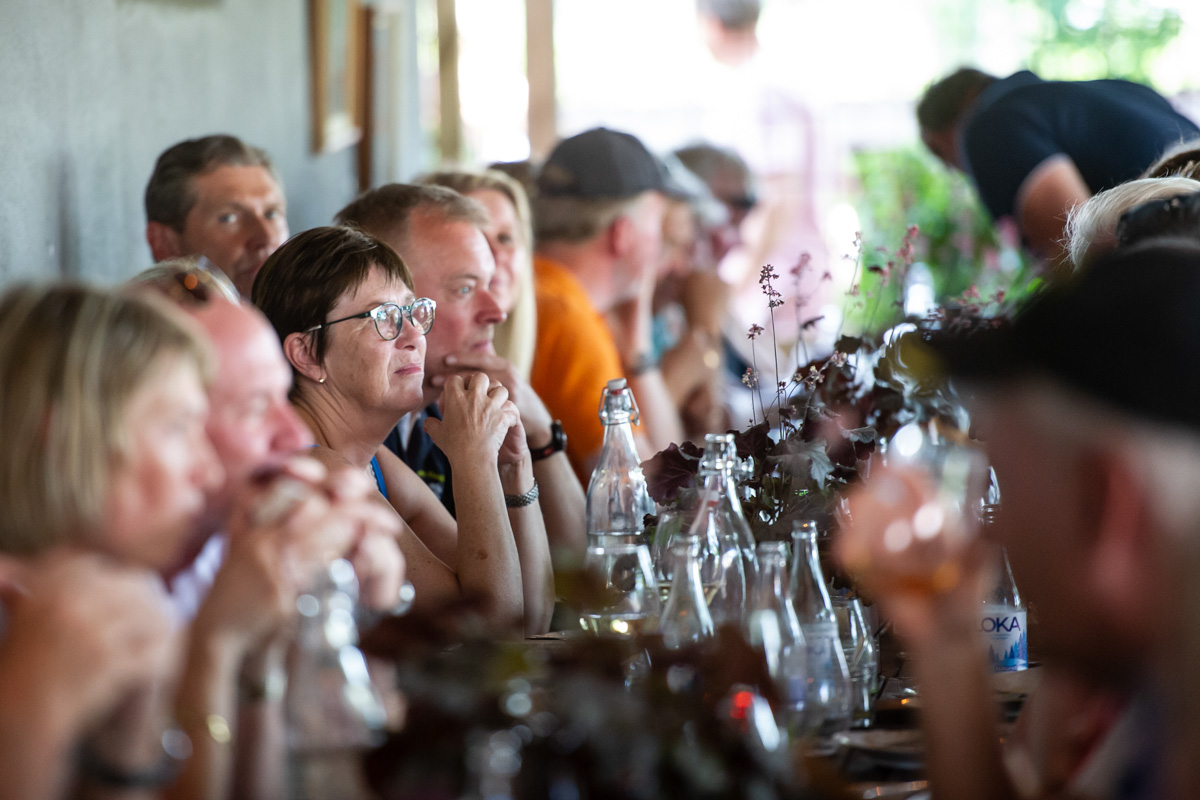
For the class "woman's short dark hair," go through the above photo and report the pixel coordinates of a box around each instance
[916,68,997,133]
[251,226,413,371]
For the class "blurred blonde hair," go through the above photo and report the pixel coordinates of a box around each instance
[0,284,211,556]
[1064,176,1200,270]
[419,168,538,379]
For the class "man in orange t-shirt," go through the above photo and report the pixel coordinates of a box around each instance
[531,128,684,481]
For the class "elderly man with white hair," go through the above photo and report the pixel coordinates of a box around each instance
[838,239,1200,800]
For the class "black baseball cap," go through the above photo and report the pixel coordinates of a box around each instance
[930,239,1200,431]
[538,127,670,199]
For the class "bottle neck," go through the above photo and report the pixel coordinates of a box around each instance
[669,548,708,601]
[752,552,788,607]
[791,530,833,617]
[698,467,742,506]
[599,420,640,465]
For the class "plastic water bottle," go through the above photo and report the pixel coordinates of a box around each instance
[979,469,1028,672]
[585,379,655,544]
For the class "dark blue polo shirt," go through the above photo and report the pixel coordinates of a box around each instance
[960,71,1199,222]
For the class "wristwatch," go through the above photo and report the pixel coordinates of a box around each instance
[529,420,566,461]
[624,351,661,376]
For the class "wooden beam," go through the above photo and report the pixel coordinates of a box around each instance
[357,4,375,191]
[436,0,462,163]
[525,0,556,160]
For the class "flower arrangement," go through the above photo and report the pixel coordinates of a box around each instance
[644,224,1031,545]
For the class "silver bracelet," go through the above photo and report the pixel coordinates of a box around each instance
[504,480,539,508]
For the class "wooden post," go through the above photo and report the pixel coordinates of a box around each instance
[525,0,556,160]
[436,0,462,164]
[357,4,375,191]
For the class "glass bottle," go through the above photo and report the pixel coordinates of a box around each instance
[789,520,851,737]
[979,469,1028,672]
[744,542,803,677]
[711,433,758,578]
[286,559,386,800]
[658,539,715,649]
[585,378,655,545]
[831,594,878,728]
[681,439,749,628]
[579,541,660,638]
[744,542,808,718]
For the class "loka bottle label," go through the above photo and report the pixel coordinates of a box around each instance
[801,621,840,669]
[979,603,1028,672]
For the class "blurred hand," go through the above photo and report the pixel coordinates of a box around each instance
[662,329,721,401]
[680,380,730,437]
[425,373,520,463]
[495,405,532,469]
[834,463,993,645]
[679,270,729,335]
[0,549,176,732]
[199,455,355,654]
[433,351,554,442]
[200,453,410,655]
[322,464,406,612]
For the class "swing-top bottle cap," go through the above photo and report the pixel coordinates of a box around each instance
[598,377,639,425]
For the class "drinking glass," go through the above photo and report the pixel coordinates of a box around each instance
[580,541,661,637]
[847,420,988,596]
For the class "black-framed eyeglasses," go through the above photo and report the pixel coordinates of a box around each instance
[305,298,436,341]
[1117,191,1200,249]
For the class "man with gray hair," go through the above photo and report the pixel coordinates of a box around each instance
[838,240,1200,799]
[336,183,586,564]
[532,127,684,480]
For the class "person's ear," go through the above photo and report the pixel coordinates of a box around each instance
[1078,444,1155,626]
[146,222,185,262]
[283,331,324,384]
[605,213,637,260]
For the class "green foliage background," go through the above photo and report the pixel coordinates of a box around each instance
[1016,0,1183,84]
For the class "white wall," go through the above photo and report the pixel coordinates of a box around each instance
[0,0,360,284]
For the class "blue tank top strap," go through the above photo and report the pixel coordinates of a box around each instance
[369,455,389,500]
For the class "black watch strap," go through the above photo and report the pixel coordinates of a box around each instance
[529,420,566,461]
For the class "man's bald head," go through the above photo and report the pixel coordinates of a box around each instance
[185,300,311,525]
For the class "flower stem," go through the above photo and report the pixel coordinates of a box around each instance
[836,237,863,343]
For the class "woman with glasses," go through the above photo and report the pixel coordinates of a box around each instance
[253,225,550,636]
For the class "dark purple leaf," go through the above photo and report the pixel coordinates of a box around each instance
[834,335,863,354]
[842,426,876,444]
[731,422,773,461]
[642,442,701,504]
[771,437,835,489]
